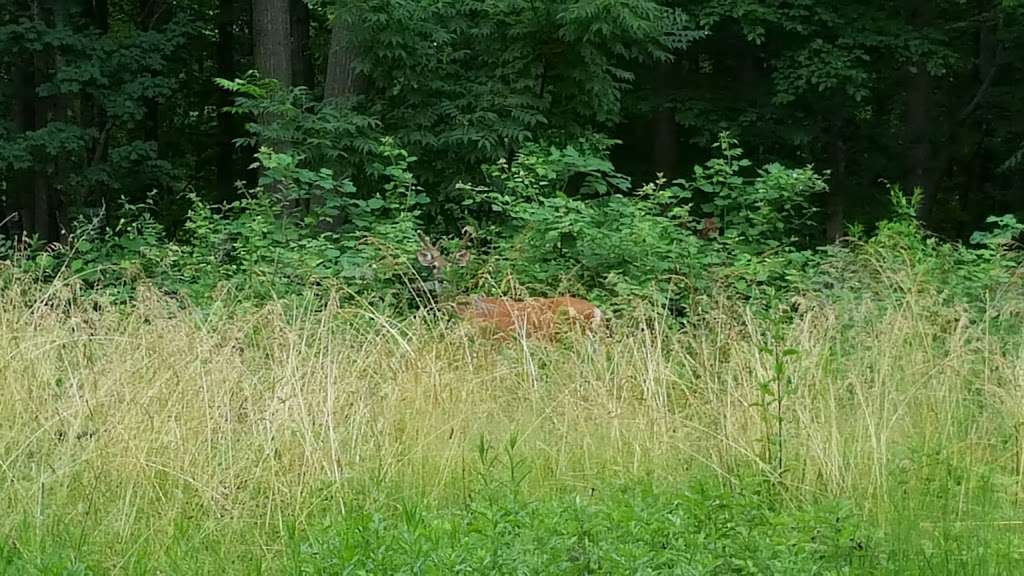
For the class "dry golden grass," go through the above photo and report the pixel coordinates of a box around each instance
[1,279,1022,567]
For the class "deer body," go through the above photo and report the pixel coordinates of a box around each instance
[417,230,604,340]
[453,295,603,339]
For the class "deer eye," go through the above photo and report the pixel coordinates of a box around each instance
[416,250,436,266]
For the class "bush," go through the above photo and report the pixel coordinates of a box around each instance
[7,140,432,307]
[6,123,1022,325]
[453,133,828,316]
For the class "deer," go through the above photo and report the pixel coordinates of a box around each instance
[416,229,605,340]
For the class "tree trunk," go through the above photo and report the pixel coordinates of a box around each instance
[253,0,292,87]
[26,0,71,242]
[29,95,54,242]
[139,0,166,174]
[85,0,109,32]
[826,115,848,242]
[252,0,292,207]
[289,0,314,214]
[905,1,934,222]
[906,70,934,221]
[82,0,110,166]
[324,1,361,99]
[652,61,678,180]
[956,16,997,237]
[290,0,313,88]
[959,141,985,239]
[216,0,239,202]
[9,33,36,241]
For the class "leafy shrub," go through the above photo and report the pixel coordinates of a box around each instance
[454,133,829,315]
[292,477,873,574]
[7,117,1021,327]
[9,142,432,307]
[343,0,701,190]
[218,75,385,193]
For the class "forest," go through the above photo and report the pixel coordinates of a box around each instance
[3,1,1024,574]
[3,0,1023,249]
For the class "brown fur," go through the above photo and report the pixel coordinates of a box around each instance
[417,230,604,341]
[452,295,604,340]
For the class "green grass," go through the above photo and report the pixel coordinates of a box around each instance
[2,277,1024,574]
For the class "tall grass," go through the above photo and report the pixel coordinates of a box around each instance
[2,267,1024,572]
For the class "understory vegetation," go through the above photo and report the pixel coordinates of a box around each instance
[2,211,1024,573]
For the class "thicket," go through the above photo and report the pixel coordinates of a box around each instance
[3,0,1024,313]
[4,110,1022,325]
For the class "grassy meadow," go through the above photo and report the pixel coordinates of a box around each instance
[2,267,1024,574]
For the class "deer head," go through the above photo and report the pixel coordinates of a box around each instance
[416,227,473,278]
[698,216,720,239]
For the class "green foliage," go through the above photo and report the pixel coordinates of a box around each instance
[293,479,871,574]
[6,3,1024,573]
[5,0,1024,253]
[755,340,800,483]
[217,76,386,189]
[341,0,701,192]
[659,0,1024,233]
[797,185,1024,321]
[458,137,700,310]
[0,13,195,208]
[14,144,429,306]
[970,214,1024,248]
[449,133,830,314]
[9,116,1022,331]
[677,133,825,251]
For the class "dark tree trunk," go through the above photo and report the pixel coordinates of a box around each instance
[139,0,166,169]
[143,102,161,155]
[324,1,361,99]
[215,0,239,202]
[905,0,934,222]
[10,38,36,240]
[290,0,314,88]
[25,0,70,242]
[12,65,35,136]
[959,141,986,238]
[922,4,1002,235]
[826,115,848,242]
[953,17,999,238]
[289,0,314,214]
[253,0,292,87]
[82,0,110,166]
[652,61,678,180]
[252,0,292,206]
[736,38,760,100]
[30,88,54,242]
[235,0,259,193]
[906,70,933,214]
[84,0,109,32]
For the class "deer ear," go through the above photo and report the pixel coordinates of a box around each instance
[416,250,435,267]
[453,250,471,266]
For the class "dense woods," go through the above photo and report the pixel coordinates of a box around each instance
[1,0,1023,307]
